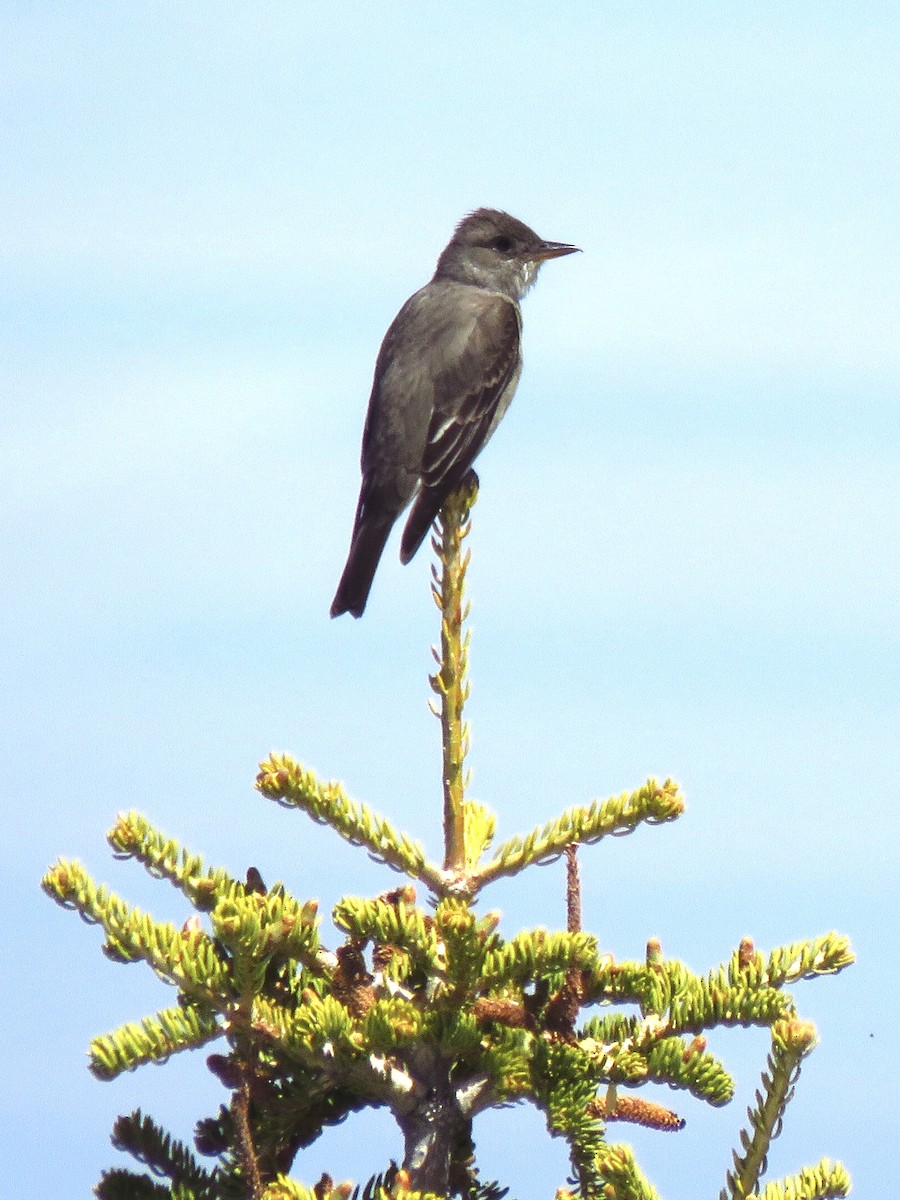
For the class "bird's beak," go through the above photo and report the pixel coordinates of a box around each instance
[532,240,581,261]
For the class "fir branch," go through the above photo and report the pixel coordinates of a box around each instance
[212,889,321,971]
[433,1009,485,1059]
[267,992,360,1061]
[431,897,503,997]
[255,755,431,882]
[255,1073,370,1165]
[90,1003,222,1080]
[108,1109,218,1197]
[578,956,636,1008]
[107,810,238,908]
[580,1019,734,1106]
[668,980,792,1034]
[480,930,598,990]
[760,935,854,988]
[95,1169,174,1200]
[721,935,854,992]
[587,952,794,1038]
[429,474,478,875]
[353,1167,399,1200]
[42,859,229,1001]
[721,1018,818,1200]
[260,1164,453,1200]
[251,994,318,1065]
[751,1158,851,1200]
[531,1039,606,1194]
[474,779,684,889]
[580,1012,646,1046]
[460,1181,510,1200]
[362,996,424,1051]
[252,991,415,1110]
[594,1142,663,1200]
[332,896,437,966]
[585,944,693,1021]
[578,1039,651,1086]
[642,940,698,1018]
[644,1036,734,1106]
[261,1179,321,1200]
[479,1026,534,1100]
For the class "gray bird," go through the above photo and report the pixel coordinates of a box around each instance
[330,208,579,618]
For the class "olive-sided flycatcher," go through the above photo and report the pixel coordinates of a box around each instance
[330,208,579,618]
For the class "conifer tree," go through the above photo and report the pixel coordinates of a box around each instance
[44,477,853,1200]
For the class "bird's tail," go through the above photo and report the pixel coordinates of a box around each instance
[330,516,394,618]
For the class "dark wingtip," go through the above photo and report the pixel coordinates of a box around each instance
[400,499,439,566]
[398,531,426,567]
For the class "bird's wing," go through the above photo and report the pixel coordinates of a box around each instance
[420,292,521,494]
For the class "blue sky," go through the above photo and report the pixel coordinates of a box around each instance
[2,4,897,1196]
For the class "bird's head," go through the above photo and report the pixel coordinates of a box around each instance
[434,208,580,299]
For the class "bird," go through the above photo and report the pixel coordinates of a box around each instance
[330,208,579,618]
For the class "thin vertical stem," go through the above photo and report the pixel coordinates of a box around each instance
[232,1073,264,1200]
[429,474,478,874]
[565,844,581,933]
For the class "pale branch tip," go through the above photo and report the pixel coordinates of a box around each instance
[473,777,685,890]
[90,1005,222,1081]
[255,753,431,881]
[720,1019,821,1200]
[751,1158,851,1200]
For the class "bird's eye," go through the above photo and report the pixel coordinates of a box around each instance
[489,235,513,253]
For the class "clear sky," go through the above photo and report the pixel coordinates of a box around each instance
[2,4,897,1196]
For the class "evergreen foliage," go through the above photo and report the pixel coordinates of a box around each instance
[43,482,852,1199]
